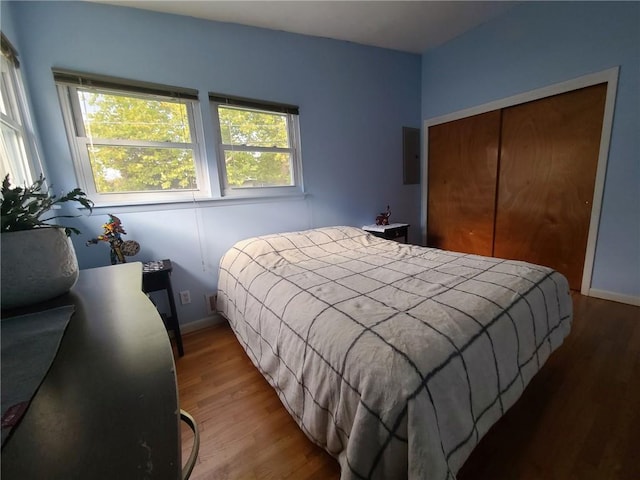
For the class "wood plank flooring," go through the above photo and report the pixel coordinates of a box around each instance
[175,294,639,479]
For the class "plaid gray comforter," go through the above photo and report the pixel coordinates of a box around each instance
[217,226,572,479]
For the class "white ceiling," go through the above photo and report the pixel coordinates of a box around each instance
[89,1,516,54]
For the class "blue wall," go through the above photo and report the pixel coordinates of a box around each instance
[4,0,637,325]
[4,1,422,325]
[422,1,640,299]
[1,2,18,49]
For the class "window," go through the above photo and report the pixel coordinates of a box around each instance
[56,72,304,205]
[1,34,41,187]
[55,71,208,205]
[210,94,302,196]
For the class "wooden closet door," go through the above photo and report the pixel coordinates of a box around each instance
[494,83,607,289]
[427,110,501,256]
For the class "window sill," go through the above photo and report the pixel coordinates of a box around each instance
[83,191,308,214]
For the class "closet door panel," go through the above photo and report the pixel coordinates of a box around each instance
[494,83,606,289]
[427,111,501,256]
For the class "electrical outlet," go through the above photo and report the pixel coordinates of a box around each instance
[205,294,217,315]
[179,290,191,305]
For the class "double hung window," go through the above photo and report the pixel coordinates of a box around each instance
[210,94,302,197]
[1,34,40,187]
[55,71,208,205]
[56,71,304,205]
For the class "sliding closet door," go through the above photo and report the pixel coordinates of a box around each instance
[494,83,607,289]
[427,110,501,256]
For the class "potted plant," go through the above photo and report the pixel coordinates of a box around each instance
[1,174,94,309]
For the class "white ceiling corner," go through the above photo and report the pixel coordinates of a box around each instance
[86,1,516,54]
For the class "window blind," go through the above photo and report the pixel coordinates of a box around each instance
[209,92,299,115]
[52,69,199,100]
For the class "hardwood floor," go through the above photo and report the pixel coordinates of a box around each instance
[175,294,639,479]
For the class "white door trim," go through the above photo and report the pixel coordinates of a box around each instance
[421,66,619,296]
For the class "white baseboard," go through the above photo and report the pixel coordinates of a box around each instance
[588,289,640,307]
[180,312,226,334]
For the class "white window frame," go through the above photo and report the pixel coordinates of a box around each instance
[1,34,41,187]
[56,71,210,206]
[210,95,303,198]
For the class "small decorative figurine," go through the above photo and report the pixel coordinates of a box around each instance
[375,205,391,226]
[86,214,140,265]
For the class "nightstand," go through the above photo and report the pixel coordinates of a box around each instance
[362,223,410,243]
[142,259,184,357]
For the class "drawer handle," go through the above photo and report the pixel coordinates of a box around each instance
[180,409,200,480]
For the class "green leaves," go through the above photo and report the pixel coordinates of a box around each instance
[80,90,191,143]
[87,145,196,193]
[224,151,292,187]
[219,106,288,147]
[79,90,197,193]
[218,106,293,187]
[0,174,94,236]
[75,90,295,192]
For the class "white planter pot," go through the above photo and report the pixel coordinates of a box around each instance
[1,228,79,309]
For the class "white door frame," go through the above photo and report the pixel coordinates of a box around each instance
[421,67,619,296]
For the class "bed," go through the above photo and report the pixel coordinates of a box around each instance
[216,226,572,479]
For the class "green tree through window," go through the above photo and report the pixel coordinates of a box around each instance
[217,106,294,188]
[78,90,197,193]
[58,73,303,204]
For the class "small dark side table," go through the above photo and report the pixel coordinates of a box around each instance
[142,259,184,357]
[363,223,410,243]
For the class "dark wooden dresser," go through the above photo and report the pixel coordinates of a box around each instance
[1,262,182,479]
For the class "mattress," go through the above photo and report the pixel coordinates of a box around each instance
[217,226,572,479]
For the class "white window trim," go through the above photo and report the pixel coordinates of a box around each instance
[56,81,210,207]
[0,50,42,186]
[210,101,304,198]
